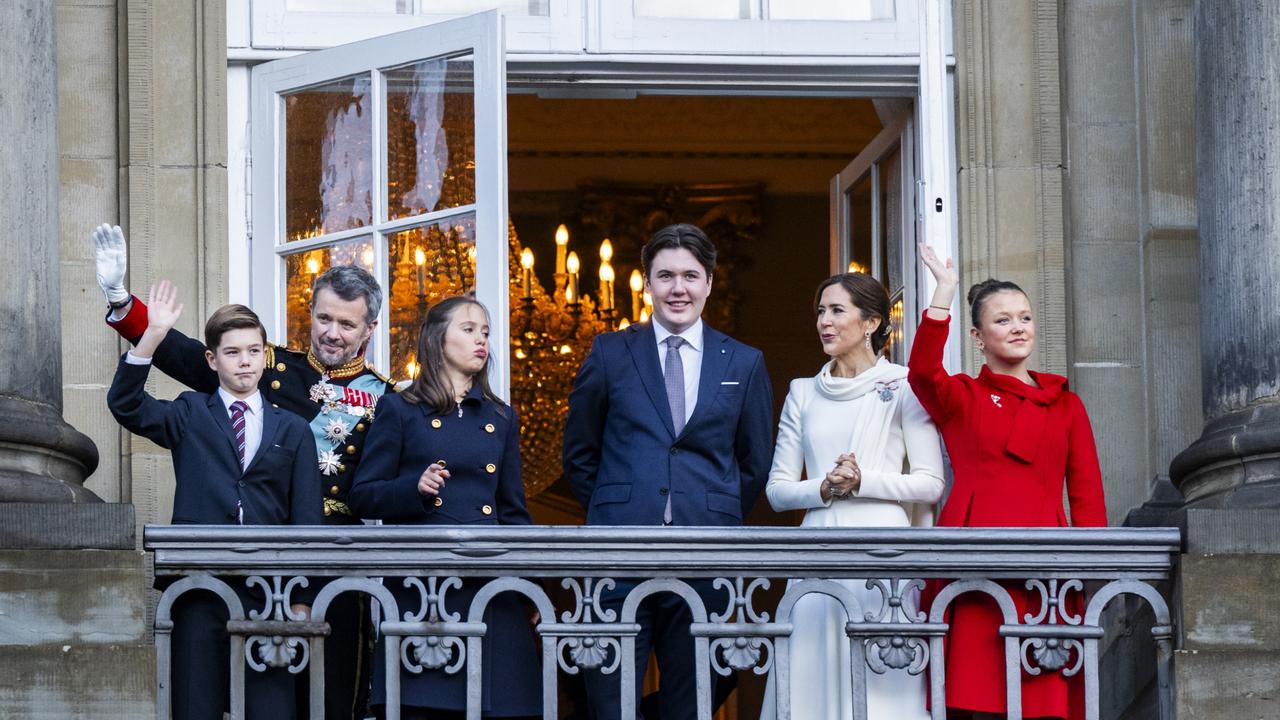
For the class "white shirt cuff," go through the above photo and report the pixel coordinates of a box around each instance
[124,351,153,366]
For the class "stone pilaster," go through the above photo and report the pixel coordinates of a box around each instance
[0,0,98,503]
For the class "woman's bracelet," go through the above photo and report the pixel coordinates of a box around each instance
[929,304,951,312]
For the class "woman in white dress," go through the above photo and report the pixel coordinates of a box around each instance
[761,273,945,720]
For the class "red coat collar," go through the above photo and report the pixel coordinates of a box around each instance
[979,366,1071,463]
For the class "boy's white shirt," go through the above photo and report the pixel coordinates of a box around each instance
[125,351,264,470]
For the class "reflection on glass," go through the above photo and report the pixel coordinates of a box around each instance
[386,56,477,221]
[286,0,548,15]
[635,0,751,20]
[420,1,549,15]
[283,237,377,351]
[286,75,373,242]
[880,148,903,289]
[287,0,411,12]
[386,216,477,379]
[770,0,895,21]
[847,174,874,276]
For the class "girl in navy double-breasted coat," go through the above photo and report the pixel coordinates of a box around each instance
[350,297,540,719]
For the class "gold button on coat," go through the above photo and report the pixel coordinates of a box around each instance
[346,445,356,455]
[330,485,340,495]
[323,505,332,517]
[482,505,493,515]
[431,418,442,429]
[355,423,365,432]
[485,463,496,474]
[484,423,495,433]
[276,363,286,372]
[271,380,281,390]
[434,497,444,507]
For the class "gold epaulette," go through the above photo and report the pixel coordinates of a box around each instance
[265,344,276,369]
[366,364,396,389]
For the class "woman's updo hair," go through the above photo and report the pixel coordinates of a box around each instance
[814,272,894,355]
[967,278,1026,328]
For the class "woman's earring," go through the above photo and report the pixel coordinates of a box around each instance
[864,330,872,351]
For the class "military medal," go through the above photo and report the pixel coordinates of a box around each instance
[318,450,342,476]
[322,417,351,444]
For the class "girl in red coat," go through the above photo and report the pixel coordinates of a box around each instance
[908,244,1107,719]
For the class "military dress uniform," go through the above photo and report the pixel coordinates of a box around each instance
[348,387,541,718]
[107,297,394,720]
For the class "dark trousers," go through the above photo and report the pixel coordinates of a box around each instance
[584,582,727,720]
[297,591,373,719]
[170,592,296,720]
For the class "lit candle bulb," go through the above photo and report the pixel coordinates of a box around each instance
[599,262,615,312]
[599,238,613,263]
[567,252,580,305]
[305,256,321,275]
[555,224,569,275]
[639,307,650,322]
[520,248,534,300]
[618,318,631,330]
[629,269,644,321]
[643,290,652,311]
[414,247,426,295]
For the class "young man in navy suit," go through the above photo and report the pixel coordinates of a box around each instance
[109,281,321,720]
[563,223,774,719]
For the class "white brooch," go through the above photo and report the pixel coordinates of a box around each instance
[322,417,351,444]
[990,394,1003,407]
[309,376,337,404]
[318,450,342,476]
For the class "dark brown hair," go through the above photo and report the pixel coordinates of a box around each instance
[814,273,893,355]
[399,296,506,415]
[641,223,717,279]
[967,278,1027,328]
[204,304,267,350]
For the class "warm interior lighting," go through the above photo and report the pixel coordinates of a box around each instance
[567,252,580,274]
[848,261,867,274]
[599,262,614,283]
[361,247,375,268]
[405,360,419,379]
[555,224,569,246]
[305,256,321,275]
[521,248,535,270]
[630,269,644,293]
[414,247,426,266]
[618,318,631,329]
[599,238,613,263]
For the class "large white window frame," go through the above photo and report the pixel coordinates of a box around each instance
[233,0,960,391]
[594,0,920,56]
[247,0,582,53]
[249,10,511,396]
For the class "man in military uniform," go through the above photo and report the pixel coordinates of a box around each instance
[92,223,393,720]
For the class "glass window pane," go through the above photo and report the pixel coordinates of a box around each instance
[286,0,411,12]
[386,56,477,221]
[846,174,874,275]
[635,0,752,20]
[880,147,903,289]
[385,216,477,379]
[285,75,373,242]
[419,1,549,15]
[769,0,895,21]
[282,237,378,351]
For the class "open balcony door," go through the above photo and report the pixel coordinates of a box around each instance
[250,11,512,397]
[829,103,917,364]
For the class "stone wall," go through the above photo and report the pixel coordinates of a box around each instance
[58,0,228,532]
[1060,0,1201,523]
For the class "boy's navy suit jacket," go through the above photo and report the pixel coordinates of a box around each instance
[108,356,322,527]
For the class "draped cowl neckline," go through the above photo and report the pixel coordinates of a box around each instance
[814,357,909,402]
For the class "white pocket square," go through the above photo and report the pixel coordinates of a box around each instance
[721,381,740,386]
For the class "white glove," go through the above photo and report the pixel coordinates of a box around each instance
[91,223,130,306]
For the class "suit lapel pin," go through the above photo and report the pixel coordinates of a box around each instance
[990,394,1002,407]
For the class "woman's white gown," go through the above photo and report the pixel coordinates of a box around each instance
[760,358,944,720]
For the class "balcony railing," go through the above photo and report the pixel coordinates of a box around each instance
[145,526,1180,720]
